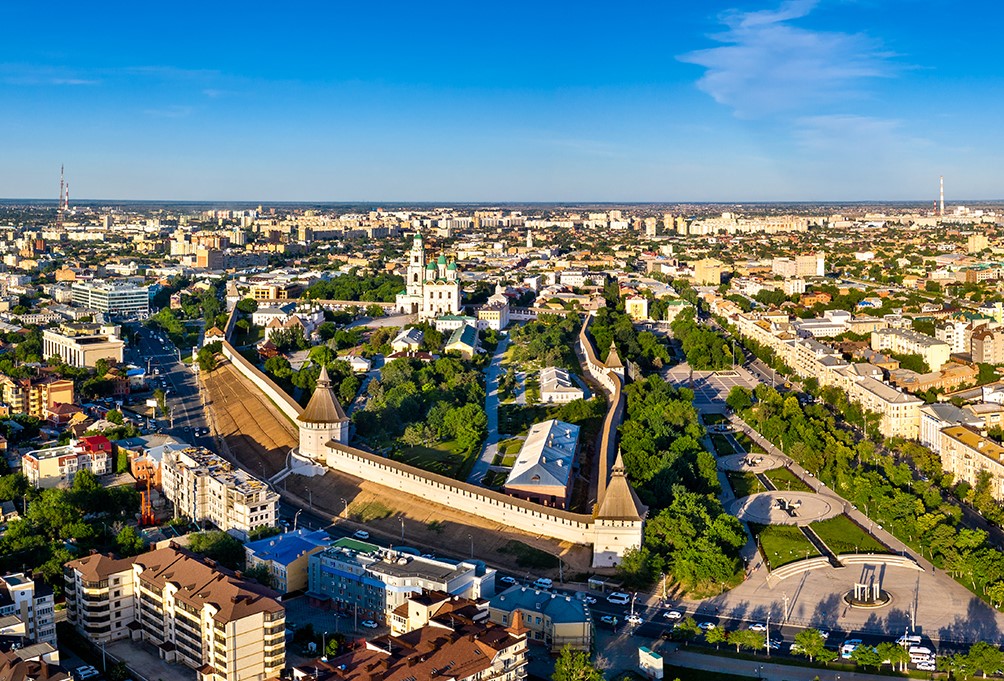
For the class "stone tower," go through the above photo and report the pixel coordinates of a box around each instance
[592,450,646,568]
[296,366,350,460]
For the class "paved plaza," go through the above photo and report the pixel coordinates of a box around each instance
[664,364,760,405]
[729,491,839,525]
[717,452,785,473]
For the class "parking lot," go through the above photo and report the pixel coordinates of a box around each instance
[663,364,760,405]
[106,640,196,681]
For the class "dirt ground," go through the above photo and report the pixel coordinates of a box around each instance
[203,359,298,478]
[279,468,595,577]
[203,357,599,578]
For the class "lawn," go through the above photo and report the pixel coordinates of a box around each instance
[764,466,813,492]
[396,440,471,478]
[702,413,728,426]
[727,471,764,498]
[810,514,889,555]
[734,431,765,454]
[711,434,736,456]
[497,540,559,570]
[481,471,508,489]
[751,523,820,569]
[498,404,550,436]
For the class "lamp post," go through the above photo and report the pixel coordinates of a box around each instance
[293,509,302,531]
[399,517,405,542]
[322,631,328,658]
[306,487,312,510]
[468,534,474,559]
[340,498,348,517]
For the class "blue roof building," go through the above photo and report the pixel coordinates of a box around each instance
[244,528,334,593]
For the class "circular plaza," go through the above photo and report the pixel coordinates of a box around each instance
[717,453,786,474]
[728,491,840,526]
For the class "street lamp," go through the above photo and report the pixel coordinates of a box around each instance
[399,517,405,542]
[293,509,302,531]
[306,487,313,510]
[468,534,474,559]
[340,498,348,517]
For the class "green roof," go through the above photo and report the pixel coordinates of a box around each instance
[426,262,436,269]
[332,537,380,554]
[447,262,457,270]
[437,254,447,264]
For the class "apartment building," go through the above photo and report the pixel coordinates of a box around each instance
[0,375,74,419]
[22,436,113,488]
[70,280,149,316]
[972,327,1004,365]
[307,539,495,622]
[162,446,278,541]
[64,546,285,681]
[847,375,923,440]
[692,258,723,286]
[43,323,124,368]
[488,586,591,652]
[293,612,526,681]
[871,328,951,371]
[919,404,983,454]
[771,253,824,279]
[0,573,56,646]
[939,426,1004,501]
[624,295,649,321]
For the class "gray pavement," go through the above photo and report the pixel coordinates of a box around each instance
[467,334,510,484]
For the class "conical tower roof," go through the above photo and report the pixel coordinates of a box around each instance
[605,341,624,369]
[595,450,645,521]
[298,365,348,424]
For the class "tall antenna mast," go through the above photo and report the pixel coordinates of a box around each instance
[57,165,65,229]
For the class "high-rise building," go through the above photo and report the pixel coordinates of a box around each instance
[64,546,285,681]
[0,573,56,646]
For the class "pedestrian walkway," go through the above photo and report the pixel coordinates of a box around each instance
[467,334,510,484]
[668,649,907,681]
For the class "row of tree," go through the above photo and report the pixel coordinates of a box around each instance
[301,270,404,303]
[616,376,744,594]
[670,308,735,370]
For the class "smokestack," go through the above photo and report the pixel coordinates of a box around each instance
[940,175,944,217]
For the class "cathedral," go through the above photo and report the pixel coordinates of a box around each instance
[395,232,462,320]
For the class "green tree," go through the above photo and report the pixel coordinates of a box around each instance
[965,641,1004,679]
[726,386,753,412]
[188,531,244,570]
[552,645,603,681]
[615,546,654,589]
[793,628,831,663]
[106,409,124,425]
[236,298,258,314]
[705,625,727,650]
[728,629,765,652]
[244,563,274,588]
[851,644,882,669]
[115,525,146,556]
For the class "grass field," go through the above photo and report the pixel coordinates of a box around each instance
[764,466,813,492]
[711,434,737,456]
[498,404,550,436]
[703,413,728,425]
[751,523,820,569]
[734,431,765,454]
[727,471,764,498]
[497,540,559,569]
[397,440,470,478]
[481,471,508,489]
[810,514,889,555]
[347,501,392,523]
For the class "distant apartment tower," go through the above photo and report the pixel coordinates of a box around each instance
[70,280,149,316]
[968,233,990,254]
[0,375,74,419]
[692,258,723,286]
[64,546,285,681]
[43,323,125,368]
[0,573,56,646]
[162,446,279,540]
[772,253,824,279]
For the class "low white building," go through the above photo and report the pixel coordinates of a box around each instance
[539,367,585,403]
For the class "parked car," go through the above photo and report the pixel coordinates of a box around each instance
[697,621,717,631]
[625,614,643,625]
[533,577,554,590]
[664,610,683,620]
[498,575,516,585]
[599,615,618,626]
[353,530,370,540]
[606,592,630,605]
[361,620,379,629]
[748,622,767,632]
[74,666,100,681]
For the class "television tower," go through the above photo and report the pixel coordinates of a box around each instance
[57,165,65,230]
[940,175,945,217]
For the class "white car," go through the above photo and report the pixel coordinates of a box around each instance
[599,615,618,626]
[697,621,716,631]
[664,610,683,620]
[917,661,936,672]
[533,577,554,590]
[625,614,643,625]
[748,622,767,631]
[498,576,516,585]
[582,595,597,604]
[360,620,379,629]
[353,530,370,540]
[607,592,630,605]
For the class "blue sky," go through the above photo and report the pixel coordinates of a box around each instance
[1,1,1001,202]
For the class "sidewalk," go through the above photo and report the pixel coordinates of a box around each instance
[467,334,510,484]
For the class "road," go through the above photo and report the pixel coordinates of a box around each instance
[124,324,212,447]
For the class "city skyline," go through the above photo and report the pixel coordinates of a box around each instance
[2,0,1002,202]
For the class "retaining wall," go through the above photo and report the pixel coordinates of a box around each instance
[324,442,596,545]
[219,340,303,424]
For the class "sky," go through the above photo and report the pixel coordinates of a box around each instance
[1,0,1002,202]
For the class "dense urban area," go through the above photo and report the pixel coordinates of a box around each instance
[3,198,1004,681]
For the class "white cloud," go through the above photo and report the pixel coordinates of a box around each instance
[679,0,896,118]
